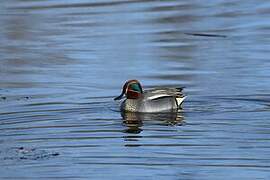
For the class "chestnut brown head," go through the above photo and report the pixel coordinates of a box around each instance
[114,80,143,100]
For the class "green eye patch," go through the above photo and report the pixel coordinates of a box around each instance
[130,83,142,93]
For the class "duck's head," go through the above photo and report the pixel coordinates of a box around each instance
[114,80,143,100]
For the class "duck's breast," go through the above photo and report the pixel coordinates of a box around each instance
[121,99,140,112]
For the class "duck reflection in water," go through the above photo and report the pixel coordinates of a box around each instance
[121,110,185,134]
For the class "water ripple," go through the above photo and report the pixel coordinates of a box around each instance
[1,0,270,179]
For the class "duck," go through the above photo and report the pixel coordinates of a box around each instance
[114,80,186,113]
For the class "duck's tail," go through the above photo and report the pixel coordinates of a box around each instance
[176,96,186,107]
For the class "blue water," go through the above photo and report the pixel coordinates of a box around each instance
[1,0,270,179]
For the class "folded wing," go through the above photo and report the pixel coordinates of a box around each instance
[143,87,185,101]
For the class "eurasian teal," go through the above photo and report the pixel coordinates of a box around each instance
[114,80,186,112]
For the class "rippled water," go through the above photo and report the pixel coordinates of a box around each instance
[1,0,270,179]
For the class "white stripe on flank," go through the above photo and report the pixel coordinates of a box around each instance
[148,94,171,100]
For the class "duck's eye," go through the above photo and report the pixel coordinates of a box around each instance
[130,83,141,93]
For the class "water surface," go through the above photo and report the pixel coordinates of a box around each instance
[1,0,270,179]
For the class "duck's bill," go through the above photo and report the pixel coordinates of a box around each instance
[114,94,124,100]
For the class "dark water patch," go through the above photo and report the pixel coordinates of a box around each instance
[1,147,59,161]
[10,0,154,11]
[1,96,7,100]
[0,96,31,102]
[184,33,227,38]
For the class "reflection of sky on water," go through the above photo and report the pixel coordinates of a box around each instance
[1,1,270,179]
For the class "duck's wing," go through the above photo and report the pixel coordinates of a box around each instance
[143,87,185,100]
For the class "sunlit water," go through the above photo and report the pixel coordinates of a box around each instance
[1,0,270,179]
